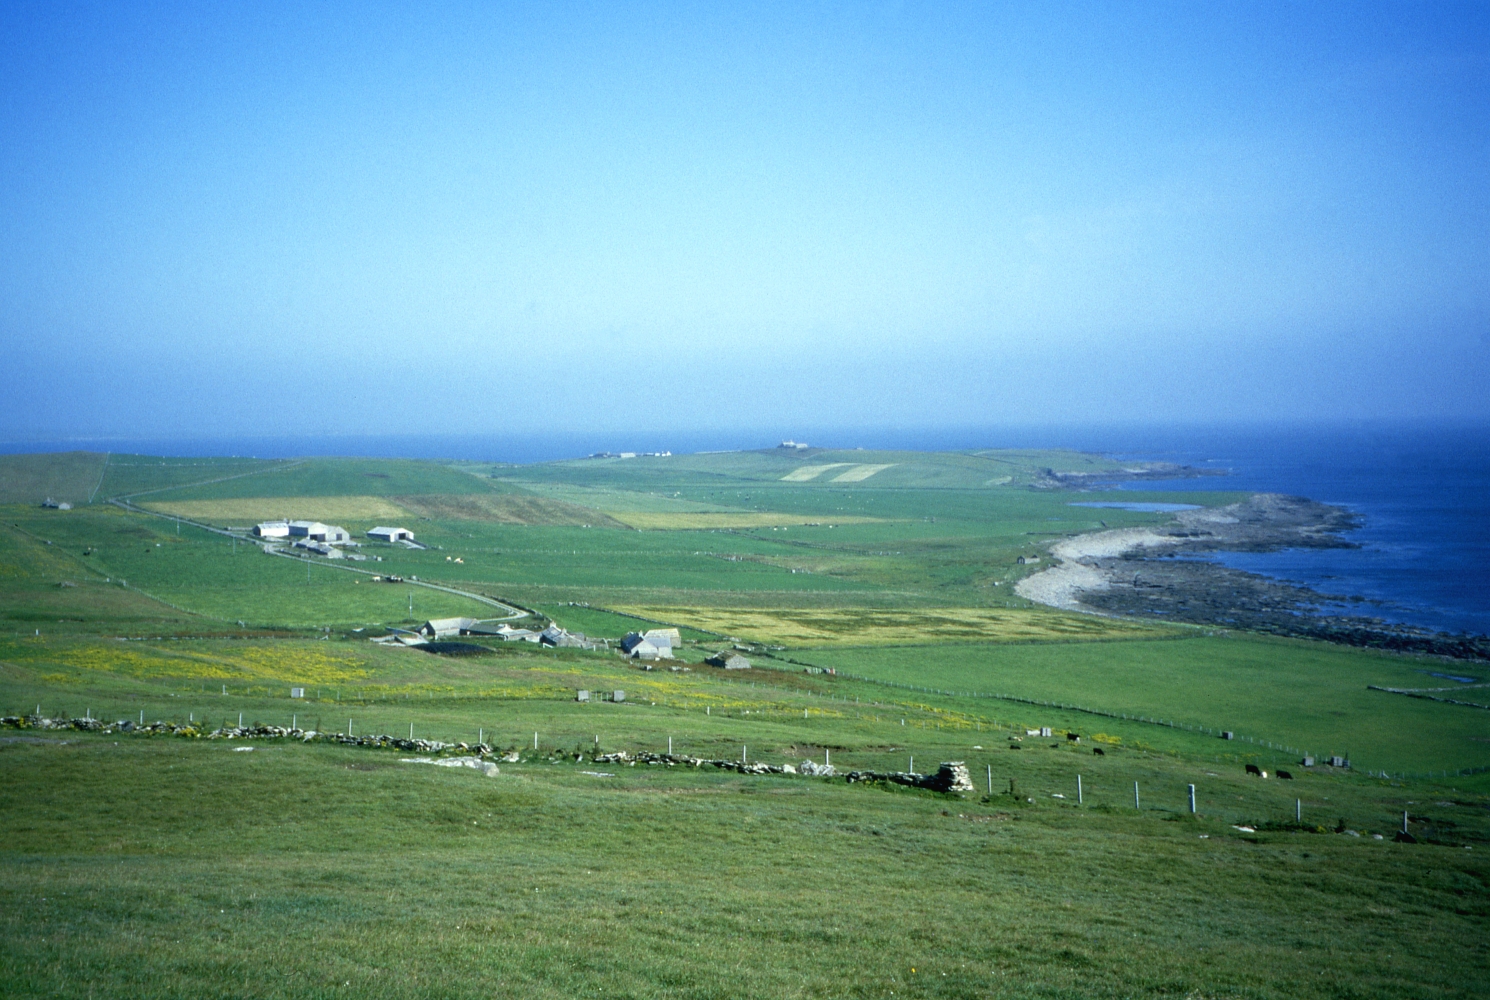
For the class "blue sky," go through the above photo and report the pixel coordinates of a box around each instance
[2,2,1487,440]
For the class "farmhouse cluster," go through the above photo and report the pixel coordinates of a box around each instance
[374,618,600,651]
[251,521,420,558]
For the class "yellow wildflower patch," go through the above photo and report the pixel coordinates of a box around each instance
[40,642,371,683]
[607,512,886,530]
[610,606,1164,647]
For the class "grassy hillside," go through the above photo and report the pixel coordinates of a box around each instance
[0,451,107,504]
[3,448,1486,998]
[2,638,1486,999]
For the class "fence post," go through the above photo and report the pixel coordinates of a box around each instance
[1187,784,1196,814]
[1134,781,1140,811]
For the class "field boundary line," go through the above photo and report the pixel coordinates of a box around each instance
[1367,685,1490,711]
[86,453,110,504]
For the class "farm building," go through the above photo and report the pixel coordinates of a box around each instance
[462,622,540,641]
[621,632,673,659]
[540,624,596,649]
[41,498,72,510]
[293,540,343,558]
[624,638,664,659]
[254,520,291,538]
[420,617,478,639]
[1017,555,1041,565]
[706,652,750,670]
[643,628,681,650]
[367,526,415,543]
[288,521,351,543]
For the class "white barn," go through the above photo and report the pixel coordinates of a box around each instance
[254,520,291,539]
[287,521,351,543]
[367,526,415,543]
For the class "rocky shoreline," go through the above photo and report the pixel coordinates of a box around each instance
[1017,494,1490,662]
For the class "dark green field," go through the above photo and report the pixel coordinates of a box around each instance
[1,448,1486,998]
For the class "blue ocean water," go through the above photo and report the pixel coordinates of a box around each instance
[1087,424,1490,638]
[4,422,1486,636]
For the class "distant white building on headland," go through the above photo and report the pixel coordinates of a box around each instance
[779,440,809,450]
[366,526,415,543]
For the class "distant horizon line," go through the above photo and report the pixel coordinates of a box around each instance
[2,419,1485,465]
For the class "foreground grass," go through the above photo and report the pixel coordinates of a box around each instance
[800,636,1490,776]
[2,731,1487,1000]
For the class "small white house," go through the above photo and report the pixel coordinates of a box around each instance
[367,526,415,543]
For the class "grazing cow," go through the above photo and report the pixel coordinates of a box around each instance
[1245,764,1263,776]
[1067,732,1080,742]
[1092,747,1105,756]
[1276,770,1293,780]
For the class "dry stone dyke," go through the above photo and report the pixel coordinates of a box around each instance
[844,761,974,793]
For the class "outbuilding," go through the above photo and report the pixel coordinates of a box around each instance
[621,633,667,659]
[420,617,478,639]
[288,521,351,543]
[706,652,751,670]
[254,520,291,539]
[643,628,682,650]
[367,526,415,543]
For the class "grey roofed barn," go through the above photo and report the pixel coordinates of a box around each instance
[420,617,478,638]
[705,652,750,670]
[620,632,669,659]
[642,628,680,651]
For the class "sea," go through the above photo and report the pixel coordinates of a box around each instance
[4,422,1486,638]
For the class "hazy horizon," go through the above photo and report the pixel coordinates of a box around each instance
[3,3,1488,439]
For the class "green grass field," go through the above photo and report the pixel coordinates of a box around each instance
[2,449,1486,998]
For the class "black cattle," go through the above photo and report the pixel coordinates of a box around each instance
[1092,747,1104,756]
[1067,732,1080,742]
[1245,764,1263,776]
[1276,770,1293,780]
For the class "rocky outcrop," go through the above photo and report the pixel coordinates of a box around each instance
[400,755,499,776]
